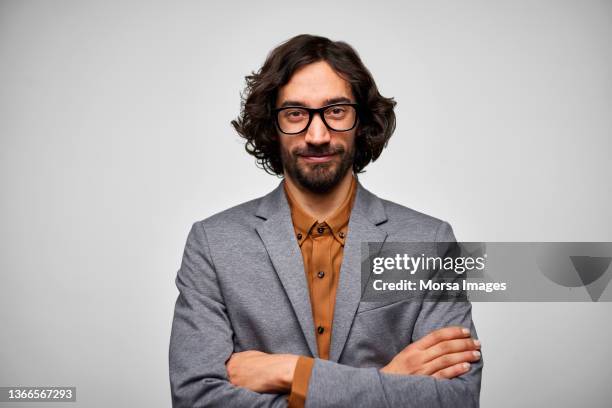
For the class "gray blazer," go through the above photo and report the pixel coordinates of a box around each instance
[169,179,483,407]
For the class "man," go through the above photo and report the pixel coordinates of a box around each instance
[169,34,483,407]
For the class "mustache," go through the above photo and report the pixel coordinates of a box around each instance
[293,144,345,157]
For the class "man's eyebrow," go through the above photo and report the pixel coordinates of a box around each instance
[278,96,353,108]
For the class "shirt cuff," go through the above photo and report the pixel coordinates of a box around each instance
[287,356,314,408]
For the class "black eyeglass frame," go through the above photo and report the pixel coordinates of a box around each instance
[273,103,360,135]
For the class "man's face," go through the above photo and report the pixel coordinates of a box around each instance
[276,61,357,193]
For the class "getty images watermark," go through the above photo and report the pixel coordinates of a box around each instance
[360,242,612,302]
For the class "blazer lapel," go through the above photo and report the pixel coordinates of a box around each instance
[253,179,389,361]
[329,180,388,362]
[254,181,319,357]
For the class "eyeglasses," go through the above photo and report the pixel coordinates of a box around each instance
[274,103,359,135]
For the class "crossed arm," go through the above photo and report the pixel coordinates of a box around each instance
[227,326,481,394]
[169,222,482,407]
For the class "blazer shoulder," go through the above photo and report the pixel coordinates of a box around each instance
[379,198,455,241]
[193,196,262,232]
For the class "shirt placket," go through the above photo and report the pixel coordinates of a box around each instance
[310,222,333,360]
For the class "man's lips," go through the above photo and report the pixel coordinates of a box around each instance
[298,153,337,163]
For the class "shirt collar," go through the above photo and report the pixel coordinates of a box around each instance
[284,174,357,247]
[284,182,318,246]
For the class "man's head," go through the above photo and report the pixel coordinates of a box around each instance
[232,34,396,193]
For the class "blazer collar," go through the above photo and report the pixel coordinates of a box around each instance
[255,176,387,226]
[254,177,388,360]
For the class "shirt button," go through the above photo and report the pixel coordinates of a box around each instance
[317,271,325,279]
[297,233,302,240]
[317,226,325,234]
[317,326,325,334]
[339,232,345,238]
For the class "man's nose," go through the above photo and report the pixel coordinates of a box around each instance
[304,113,331,145]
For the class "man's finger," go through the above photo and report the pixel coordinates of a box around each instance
[424,350,481,375]
[431,362,472,379]
[422,338,480,362]
[410,326,471,350]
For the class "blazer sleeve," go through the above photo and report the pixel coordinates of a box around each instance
[303,221,483,408]
[169,221,288,408]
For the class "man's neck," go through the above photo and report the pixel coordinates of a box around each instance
[284,171,354,222]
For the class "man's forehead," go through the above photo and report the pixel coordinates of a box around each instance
[277,61,354,107]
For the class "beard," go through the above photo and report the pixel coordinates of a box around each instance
[281,142,354,194]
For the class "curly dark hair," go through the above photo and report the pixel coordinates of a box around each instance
[231,34,397,175]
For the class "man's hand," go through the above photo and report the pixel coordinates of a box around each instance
[380,326,481,379]
[226,350,299,393]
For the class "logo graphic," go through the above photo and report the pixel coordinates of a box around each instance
[536,243,612,301]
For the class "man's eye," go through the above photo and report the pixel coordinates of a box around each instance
[327,107,347,117]
[284,110,307,120]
